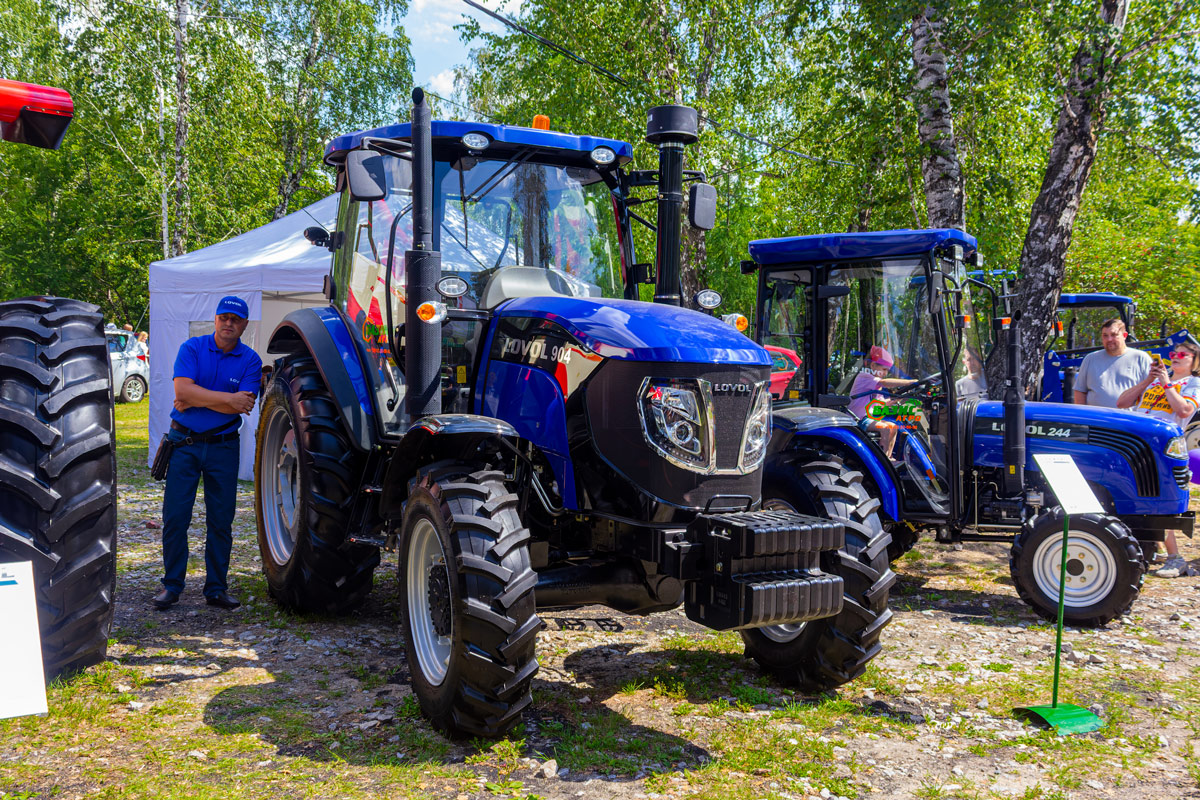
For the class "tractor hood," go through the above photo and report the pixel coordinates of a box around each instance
[495,296,769,365]
[973,400,1185,444]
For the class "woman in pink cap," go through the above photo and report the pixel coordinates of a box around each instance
[847,345,915,456]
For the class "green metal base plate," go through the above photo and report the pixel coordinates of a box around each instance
[1013,703,1103,736]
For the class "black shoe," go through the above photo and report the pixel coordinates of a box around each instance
[153,589,180,610]
[205,591,241,610]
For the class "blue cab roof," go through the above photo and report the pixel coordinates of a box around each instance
[325,120,634,165]
[1058,292,1133,307]
[748,229,978,266]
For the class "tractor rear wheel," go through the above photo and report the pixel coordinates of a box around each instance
[1010,508,1144,627]
[0,297,117,680]
[745,450,895,690]
[254,354,379,614]
[399,463,542,738]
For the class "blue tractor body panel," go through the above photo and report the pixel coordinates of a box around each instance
[971,401,1189,515]
[1058,292,1133,306]
[326,120,635,165]
[749,229,978,265]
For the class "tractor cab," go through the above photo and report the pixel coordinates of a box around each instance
[749,229,988,522]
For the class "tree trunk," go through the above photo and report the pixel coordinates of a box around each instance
[911,5,964,230]
[987,0,1129,396]
[170,0,190,257]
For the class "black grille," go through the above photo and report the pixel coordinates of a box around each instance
[1174,464,1191,490]
[1087,427,1159,496]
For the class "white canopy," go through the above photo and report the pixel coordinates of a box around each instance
[147,195,338,479]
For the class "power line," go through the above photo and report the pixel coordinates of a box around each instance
[457,0,856,169]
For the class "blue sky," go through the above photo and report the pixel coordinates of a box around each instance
[400,0,521,99]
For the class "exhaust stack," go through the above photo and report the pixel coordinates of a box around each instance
[646,105,698,306]
[405,88,442,419]
[1001,312,1025,495]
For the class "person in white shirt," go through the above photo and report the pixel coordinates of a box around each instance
[1073,318,1150,407]
[1118,339,1200,578]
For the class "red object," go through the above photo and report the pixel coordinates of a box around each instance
[867,344,894,368]
[765,345,802,398]
[0,79,74,150]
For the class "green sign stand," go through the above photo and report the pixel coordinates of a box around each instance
[1013,454,1105,736]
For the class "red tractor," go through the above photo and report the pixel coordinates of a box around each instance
[0,80,118,680]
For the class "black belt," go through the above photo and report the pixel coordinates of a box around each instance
[171,420,240,444]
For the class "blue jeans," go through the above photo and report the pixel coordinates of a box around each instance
[161,429,240,597]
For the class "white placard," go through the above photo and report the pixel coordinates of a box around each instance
[1033,453,1105,516]
[0,561,49,719]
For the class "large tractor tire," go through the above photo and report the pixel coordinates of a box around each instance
[0,297,117,680]
[399,463,542,739]
[254,354,379,614]
[745,450,895,690]
[1010,508,1144,627]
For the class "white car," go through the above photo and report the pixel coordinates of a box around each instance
[106,330,148,403]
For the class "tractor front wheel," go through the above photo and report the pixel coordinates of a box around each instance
[744,450,895,690]
[1010,508,1144,627]
[399,464,542,738]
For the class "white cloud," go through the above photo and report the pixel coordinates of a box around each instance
[428,68,458,98]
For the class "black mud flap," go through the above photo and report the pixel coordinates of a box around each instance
[684,510,844,631]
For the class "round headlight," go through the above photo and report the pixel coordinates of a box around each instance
[722,313,749,332]
[437,276,469,298]
[461,132,490,151]
[590,146,616,165]
[694,289,722,310]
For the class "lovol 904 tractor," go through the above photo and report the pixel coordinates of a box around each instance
[745,229,1192,627]
[253,91,894,738]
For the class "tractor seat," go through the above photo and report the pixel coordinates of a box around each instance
[479,266,574,309]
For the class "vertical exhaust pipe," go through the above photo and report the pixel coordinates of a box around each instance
[1002,311,1025,495]
[405,88,442,419]
[646,105,698,306]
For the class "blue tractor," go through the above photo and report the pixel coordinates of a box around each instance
[744,229,1193,626]
[252,93,894,738]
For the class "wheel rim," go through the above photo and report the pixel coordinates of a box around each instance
[259,404,300,566]
[125,379,144,402]
[406,517,452,686]
[760,496,808,642]
[1030,528,1119,609]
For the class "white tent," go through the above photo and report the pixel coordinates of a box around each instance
[147,195,338,480]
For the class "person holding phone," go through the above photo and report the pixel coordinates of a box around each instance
[1073,318,1150,407]
[1118,339,1200,578]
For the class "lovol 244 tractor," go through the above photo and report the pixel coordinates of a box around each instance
[253,91,894,738]
[745,229,1192,627]
[0,79,118,679]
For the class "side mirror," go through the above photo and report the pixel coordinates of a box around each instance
[346,150,386,202]
[303,226,329,247]
[928,271,944,315]
[688,183,717,230]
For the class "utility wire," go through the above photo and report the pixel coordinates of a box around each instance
[457,0,856,168]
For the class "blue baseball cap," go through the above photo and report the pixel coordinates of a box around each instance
[215,295,249,319]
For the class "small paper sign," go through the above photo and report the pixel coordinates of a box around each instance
[0,561,48,719]
[1033,453,1104,515]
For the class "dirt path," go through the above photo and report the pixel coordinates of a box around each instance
[4,477,1200,800]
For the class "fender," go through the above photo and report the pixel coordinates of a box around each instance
[378,414,521,518]
[768,406,902,521]
[267,307,376,452]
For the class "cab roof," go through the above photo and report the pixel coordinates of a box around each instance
[1058,292,1133,307]
[749,228,978,266]
[325,120,634,166]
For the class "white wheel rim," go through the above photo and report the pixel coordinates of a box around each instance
[126,379,144,401]
[1031,528,1118,609]
[407,517,452,686]
[759,496,808,642]
[259,405,300,565]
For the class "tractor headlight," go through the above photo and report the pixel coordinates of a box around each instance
[1166,436,1188,460]
[638,378,711,471]
[740,384,771,471]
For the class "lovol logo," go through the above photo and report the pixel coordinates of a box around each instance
[712,383,753,395]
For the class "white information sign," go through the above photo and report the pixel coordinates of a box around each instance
[0,561,49,719]
[1033,453,1105,516]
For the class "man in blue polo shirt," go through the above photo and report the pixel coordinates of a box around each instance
[154,295,263,610]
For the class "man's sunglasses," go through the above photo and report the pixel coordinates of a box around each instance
[1169,350,1195,359]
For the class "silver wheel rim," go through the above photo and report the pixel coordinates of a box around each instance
[125,378,144,402]
[1031,528,1118,609]
[259,405,300,566]
[407,517,452,686]
[760,496,808,642]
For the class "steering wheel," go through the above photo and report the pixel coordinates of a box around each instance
[848,374,940,401]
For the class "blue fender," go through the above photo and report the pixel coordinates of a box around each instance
[267,307,376,451]
[768,407,902,521]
